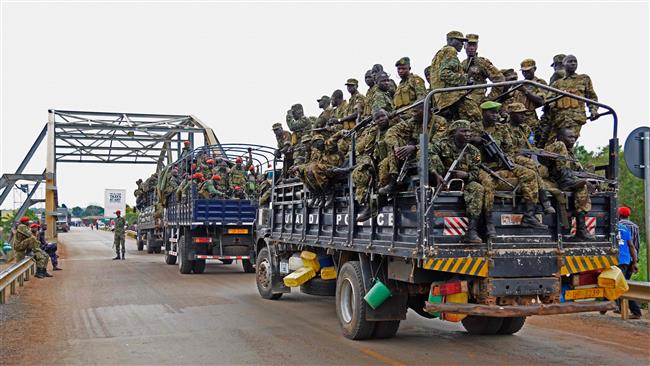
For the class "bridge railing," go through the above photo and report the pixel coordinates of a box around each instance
[0,257,36,304]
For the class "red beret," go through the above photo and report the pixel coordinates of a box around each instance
[235,157,243,164]
[183,140,190,146]
[234,186,241,191]
[20,216,30,223]
[115,210,121,214]
[618,207,631,217]
[30,223,40,229]
[212,175,221,181]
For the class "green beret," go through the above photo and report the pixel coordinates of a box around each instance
[448,119,472,132]
[446,30,467,41]
[520,58,536,71]
[480,101,502,110]
[466,33,479,43]
[551,54,566,66]
[345,78,358,86]
[395,57,410,66]
[316,95,330,102]
[272,122,283,130]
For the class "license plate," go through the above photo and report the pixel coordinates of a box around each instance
[279,261,289,274]
[227,228,249,234]
[564,287,604,300]
[501,214,523,225]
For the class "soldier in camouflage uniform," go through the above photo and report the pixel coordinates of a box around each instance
[314,96,333,129]
[113,210,126,260]
[134,179,144,210]
[229,157,248,195]
[13,217,52,278]
[544,128,594,240]
[308,134,346,207]
[429,31,481,122]
[506,59,547,138]
[363,70,378,118]
[369,72,395,114]
[342,78,365,129]
[352,109,391,222]
[199,175,227,199]
[286,104,314,145]
[331,89,348,121]
[461,34,505,103]
[272,122,293,176]
[549,54,566,86]
[393,56,427,125]
[371,64,397,97]
[428,120,484,243]
[549,55,599,140]
[537,54,567,147]
[258,174,273,206]
[292,134,312,167]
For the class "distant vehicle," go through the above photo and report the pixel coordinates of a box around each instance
[56,208,71,232]
[97,222,106,230]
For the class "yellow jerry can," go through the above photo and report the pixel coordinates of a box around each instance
[320,266,337,280]
[442,292,469,322]
[598,266,629,300]
[283,267,316,287]
[300,251,321,272]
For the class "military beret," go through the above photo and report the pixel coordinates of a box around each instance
[311,133,324,141]
[551,54,566,66]
[30,223,40,229]
[500,68,516,76]
[506,102,527,113]
[272,122,283,130]
[395,57,410,66]
[19,216,30,223]
[480,101,502,110]
[345,78,358,86]
[300,135,312,143]
[448,119,472,132]
[466,33,479,43]
[316,95,330,102]
[446,30,467,41]
[520,58,537,71]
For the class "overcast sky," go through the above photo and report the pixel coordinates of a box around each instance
[1,1,649,209]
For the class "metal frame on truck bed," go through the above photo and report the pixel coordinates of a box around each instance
[164,143,276,274]
[255,80,623,339]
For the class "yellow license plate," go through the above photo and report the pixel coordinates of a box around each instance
[227,228,249,235]
[564,287,604,300]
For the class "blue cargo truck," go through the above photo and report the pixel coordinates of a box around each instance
[163,144,276,274]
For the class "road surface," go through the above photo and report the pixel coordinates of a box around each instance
[1,227,649,365]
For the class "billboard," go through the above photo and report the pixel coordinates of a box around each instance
[104,189,127,218]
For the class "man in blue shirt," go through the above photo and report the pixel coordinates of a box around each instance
[617,222,641,319]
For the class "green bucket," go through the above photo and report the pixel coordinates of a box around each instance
[364,279,392,309]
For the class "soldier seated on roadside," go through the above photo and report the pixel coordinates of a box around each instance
[428,120,485,243]
[12,217,52,278]
[38,223,61,271]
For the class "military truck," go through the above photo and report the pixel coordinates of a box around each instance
[163,144,276,274]
[254,81,624,339]
[136,190,163,253]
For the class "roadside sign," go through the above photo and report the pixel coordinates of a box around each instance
[623,126,650,179]
[104,189,126,218]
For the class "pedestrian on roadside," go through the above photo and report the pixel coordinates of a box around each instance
[616,217,641,319]
[618,206,640,257]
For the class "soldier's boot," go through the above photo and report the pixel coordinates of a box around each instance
[113,253,121,260]
[574,212,596,240]
[43,269,53,277]
[484,211,497,240]
[357,206,372,222]
[377,176,397,195]
[539,190,556,215]
[35,269,45,279]
[463,217,483,244]
[53,265,62,271]
[121,252,126,260]
[521,202,548,229]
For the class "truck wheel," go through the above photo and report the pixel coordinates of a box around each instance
[461,316,504,335]
[371,320,400,339]
[300,277,336,296]
[242,259,255,273]
[255,247,282,300]
[153,246,162,254]
[137,234,144,251]
[497,317,526,335]
[193,259,206,274]
[146,234,154,253]
[178,235,193,274]
[336,261,375,340]
[165,248,177,265]
[221,259,233,265]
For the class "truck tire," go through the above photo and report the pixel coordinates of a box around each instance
[300,277,336,296]
[242,259,255,273]
[255,247,282,300]
[461,316,504,335]
[147,234,154,253]
[221,259,233,265]
[178,235,193,274]
[371,320,400,339]
[497,317,526,335]
[193,259,206,274]
[137,233,144,251]
[336,261,375,340]
[165,248,177,265]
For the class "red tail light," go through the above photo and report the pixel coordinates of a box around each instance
[192,237,212,243]
[430,281,468,296]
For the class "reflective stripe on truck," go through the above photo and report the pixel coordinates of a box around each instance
[195,255,250,260]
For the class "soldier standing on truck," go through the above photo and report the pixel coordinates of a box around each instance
[286,104,313,145]
[113,210,126,260]
[429,120,484,243]
[314,95,333,129]
[393,57,427,117]
[134,179,144,209]
[342,78,365,130]
[460,34,505,103]
[369,72,395,114]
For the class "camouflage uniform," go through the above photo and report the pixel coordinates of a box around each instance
[507,75,547,131]
[113,216,126,257]
[550,73,598,140]
[199,178,227,199]
[258,179,272,206]
[345,91,366,129]
[369,89,394,114]
[430,42,481,122]
[13,224,49,271]
[286,108,313,145]
[461,55,505,102]
[544,141,591,212]
[229,165,247,191]
[393,73,427,110]
[352,124,389,203]
[428,136,484,217]
[362,85,379,117]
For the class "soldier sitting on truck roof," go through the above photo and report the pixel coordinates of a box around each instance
[134,179,144,210]
[428,120,485,243]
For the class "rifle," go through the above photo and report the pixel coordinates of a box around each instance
[465,56,475,73]
[480,163,514,188]
[519,148,577,162]
[397,160,411,184]
[429,144,470,204]
[481,132,515,170]
[490,84,524,103]
[573,171,616,185]
[345,99,427,137]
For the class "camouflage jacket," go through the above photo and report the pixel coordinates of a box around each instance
[461,55,505,102]
[347,92,366,116]
[114,216,126,236]
[508,124,533,155]
[473,121,513,168]
[333,100,349,119]
[355,125,388,166]
[428,138,481,182]
[363,85,379,117]
[544,140,584,178]
[551,73,598,116]
[275,130,292,150]
[286,112,313,133]
[509,76,548,113]
[315,107,334,128]
[394,73,427,109]
[369,90,394,114]
[430,45,468,110]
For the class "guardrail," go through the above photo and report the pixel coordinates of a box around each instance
[0,257,36,304]
[620,280,650,320]
[126,230,137,239]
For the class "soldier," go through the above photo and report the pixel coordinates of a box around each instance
[258,173,273,206]
[549,54,599,140]
[286,104,313,145]
[331,89,348,120]
[315,95,333,129]
[229,157,248,193]
[181,140,191,157]
[393,57,427,110]
[508,58,547,136]
[272,122,293,175]
[371,64,397,97]
[428,120,484,243]
[305,134,345,207]
[430,31,481,122]
[352,109,391,221]
[544,128,595,240]
[13,218,52,278]
[38,223,61,271]
[461,33,505,103]
[199,175,227,199]
[549,54,566,85]
[423,66,432,90]
[293,134,312,167]
[369,72,395,114]
[497,68,519,121]
[134,178,144,210]
[342,78,365,129]
[112,210,127,260]
[363,70,378,118]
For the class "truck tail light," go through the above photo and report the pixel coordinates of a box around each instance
[192,237,212,243]
[571,270,599,287]
[430,281,468,296]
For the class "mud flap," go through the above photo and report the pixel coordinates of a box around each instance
[269,245,291,294]
[359,253,408,321]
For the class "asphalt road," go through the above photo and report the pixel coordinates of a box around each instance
[1,227,649,365]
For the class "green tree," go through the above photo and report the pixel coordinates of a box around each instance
[71,206,84,217]
[83,205,104,217]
